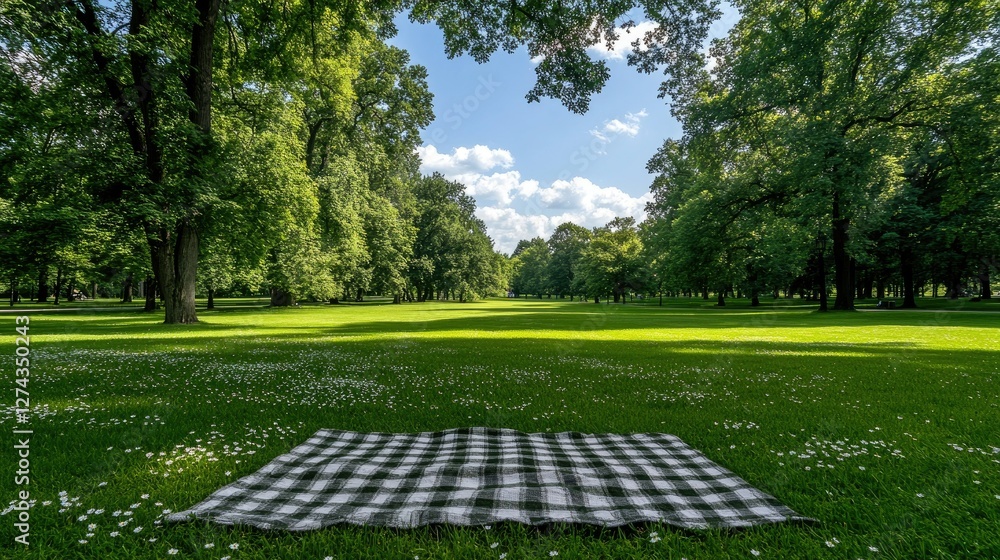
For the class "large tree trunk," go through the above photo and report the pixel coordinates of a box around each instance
[66,276,76,302]
[831,193,854,310]
[206,287,215,309]
[716,292,725,307]
[153,220,199,323]
[144,274,157,311]
[36,266,49,302]
[122,272,133,302]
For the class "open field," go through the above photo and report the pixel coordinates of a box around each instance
[2,299,998,559]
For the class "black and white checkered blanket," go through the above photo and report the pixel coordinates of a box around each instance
[167,428,811,530]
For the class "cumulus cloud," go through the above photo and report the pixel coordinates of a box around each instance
[449,171,540,207]
[477,177,653,254]
[587,20,659,61]
[416,145,514,175]
[590,110,648,141]
[416,144,652,253]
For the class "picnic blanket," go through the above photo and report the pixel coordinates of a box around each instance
[167,427,811,530]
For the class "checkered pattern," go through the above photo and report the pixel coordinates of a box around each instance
[167,428,811,530]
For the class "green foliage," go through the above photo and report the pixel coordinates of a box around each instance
[576,217,646,301]
[510,237,550,296]
[546,222,592,298]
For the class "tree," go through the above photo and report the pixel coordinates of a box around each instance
[577,217,646,303]
[546,222,591,299]
[673,0,995,310]
[510,237,550,297]
[4,0,719,321]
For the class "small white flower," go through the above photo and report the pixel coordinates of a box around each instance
[98,482,108,487]
[148,538,158,543]
[133,526,143,533]
[204,543,215,548]
[650,536,661,543]
[550,551,559,557]
[499,554,507,560]
[826,540,835,547]
[226,471,232,476]
[141,494,150,500]
[77,515,88,521]
[78,539,88,544]
[916,493,924,498]
[491,542,499,549]
[94,509,104,515]
[869,546,879,552]
[751,550,761,557]
[230,543,239,550]
[110,531,120,537]
[167,549,179,555]
[858,466,866,471]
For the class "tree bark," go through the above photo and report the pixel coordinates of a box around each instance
[122,272,133,302]
[36,266,49,302]
[979,261,992,299]
[717,292,726,307]
[207,287,215,309]
[143,274,157,311]
[831,192,854,310]
[153,219,199,323]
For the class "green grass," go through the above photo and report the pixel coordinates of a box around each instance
[1,298,998,559]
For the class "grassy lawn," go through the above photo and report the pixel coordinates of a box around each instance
[2,298,998,559]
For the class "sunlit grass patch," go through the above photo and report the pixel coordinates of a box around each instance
[2,298,998,559]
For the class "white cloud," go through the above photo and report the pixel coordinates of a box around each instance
[477,177,653,254]
[533,177,651,217]
[590,110,648,141]
[416,145,514,175]
[416,144,652,253]
[587,21,659,61]
[449,171,540,207]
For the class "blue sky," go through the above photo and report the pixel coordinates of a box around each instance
[390,8,739,254]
